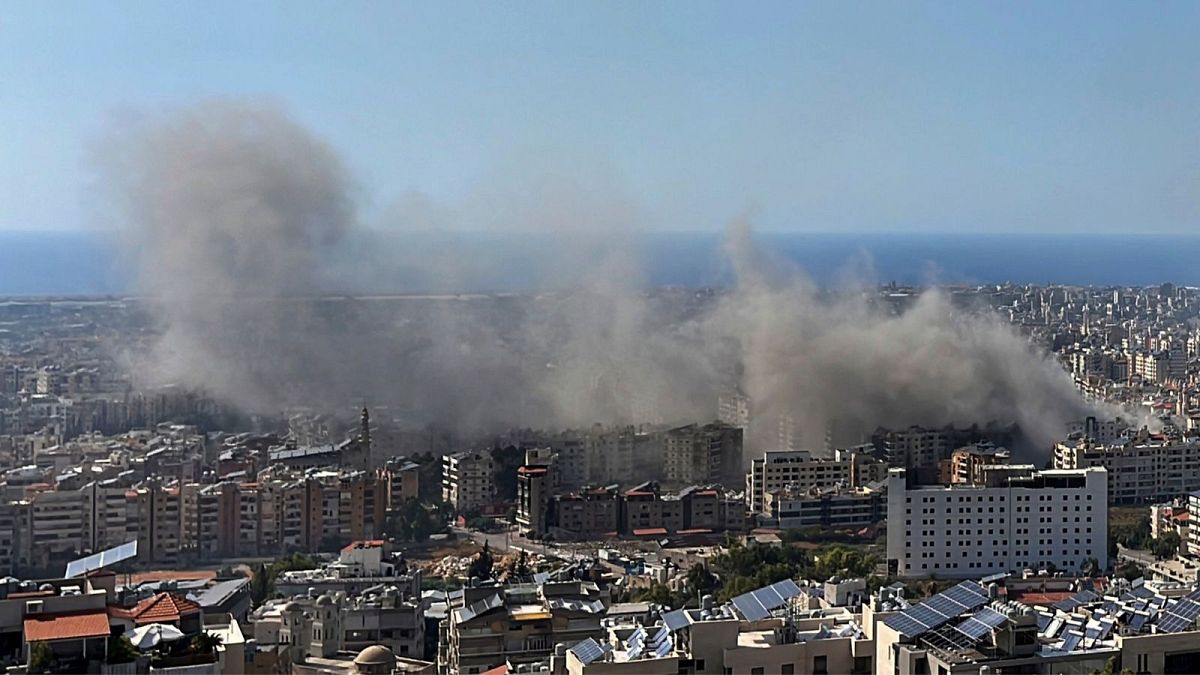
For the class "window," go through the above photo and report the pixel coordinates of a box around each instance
[782,665,795,675]
[813,656,828,675]
[751,669,764,675]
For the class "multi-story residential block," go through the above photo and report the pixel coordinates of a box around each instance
[886,465,1108,578]
[746,450,852,514]
[762,485,886,531]
[440,579,607,675]
[662,422,743,487]
[1054,426,1200,503]
[441,451,495,514]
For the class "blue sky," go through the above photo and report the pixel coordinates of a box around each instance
[2,1,1198,233]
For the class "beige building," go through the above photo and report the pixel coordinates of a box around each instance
[1055,427,1200,504]
[441,451,495,514]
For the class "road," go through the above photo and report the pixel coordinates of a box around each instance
[1117,544,1155,567]
[455,526,584,562]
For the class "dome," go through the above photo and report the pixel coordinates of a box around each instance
[282,601,303,612]
[315,594,333,606]
[354,645,395,666]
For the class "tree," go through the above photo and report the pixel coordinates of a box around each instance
[250,554,319,606]
[1153,531,1181,560]
[190,633,224,656]
[633,582,677,607]
[107,636,140,665]
[1091,654,1134,675]
[469,541,494,580]
[28,642,53,674]
[686,564,717,596]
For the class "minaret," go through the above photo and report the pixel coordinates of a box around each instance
[358,407,371,470]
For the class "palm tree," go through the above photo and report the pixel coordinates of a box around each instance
[190,633,223,656]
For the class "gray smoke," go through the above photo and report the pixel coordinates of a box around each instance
[99,101,1103,455]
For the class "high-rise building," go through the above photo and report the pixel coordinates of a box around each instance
[886,466,1107,579]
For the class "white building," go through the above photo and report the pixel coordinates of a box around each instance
[886,466,1108,579]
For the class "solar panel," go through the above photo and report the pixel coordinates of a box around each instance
[958,607,1008,639]
[654,636,673,658]
[1158,597,1200,633]
[626,627,646,650]
[1129,611,1150,632]
[649,625,669,646]
[1053,590,1099,613]
[1131,585,1155,599]
[942,581,988,605]
[883,581,991,638]
[925,594,969,617]
[731,578,804,621]
[570,638,609,665]
[1036,613,1051,632]
[663,609,688,633]
[1041,617,1064,638]
[885,614,928,638]
[1096,618,1115,641]
[626,641,645,660]
[64,540,138,578]
[1060,630,1084,652]
[907,604,948,627]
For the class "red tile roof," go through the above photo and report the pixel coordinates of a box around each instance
[1008,590,1074,606]
[125,593,201,625]
[24,610,110,642]
[341,539,385,552]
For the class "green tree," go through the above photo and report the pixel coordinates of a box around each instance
[250,554,319,606]
[686,564,717,596]
[106,636,140,665]
[190,633,224,656]
[1153,531,1181,560]
[1091,654,1134,675]
[633,582,677,606]
[28,642,53,674]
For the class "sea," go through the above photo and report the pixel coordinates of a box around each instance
[5,230,1200,297]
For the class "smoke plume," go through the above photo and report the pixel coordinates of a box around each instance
[99,101,1103,455]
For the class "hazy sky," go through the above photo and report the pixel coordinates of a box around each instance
[2,1,1198,234]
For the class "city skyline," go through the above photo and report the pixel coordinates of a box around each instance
[3,1,1199,235]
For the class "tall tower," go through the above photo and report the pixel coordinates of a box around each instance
[359,407,371,453]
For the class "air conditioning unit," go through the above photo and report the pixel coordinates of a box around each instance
[25,600,42,614]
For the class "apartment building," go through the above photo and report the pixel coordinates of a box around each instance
[545,483,744,539]
[762,485,885,531]
[886,466,1108,578]
[441,451,495,514]
[941,443,1010,485]
[439,579,607,674]
[1054,426,1200,503]
[746,450,853,514]
[662,423,743,487]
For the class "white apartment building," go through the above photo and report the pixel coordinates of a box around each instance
[886,466,1108,579]
[441,451,495,514]
[1054,428,1200,504]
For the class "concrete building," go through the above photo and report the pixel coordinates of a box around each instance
[439,579,607,675]
[746,450,852,515]
[441,451,495,514]
[1054,426,1200,503]
[762,485,885,531]
[886,466,1108,578]
[662,423,743,487]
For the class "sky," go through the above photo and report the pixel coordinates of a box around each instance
[1,1,1198,234]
